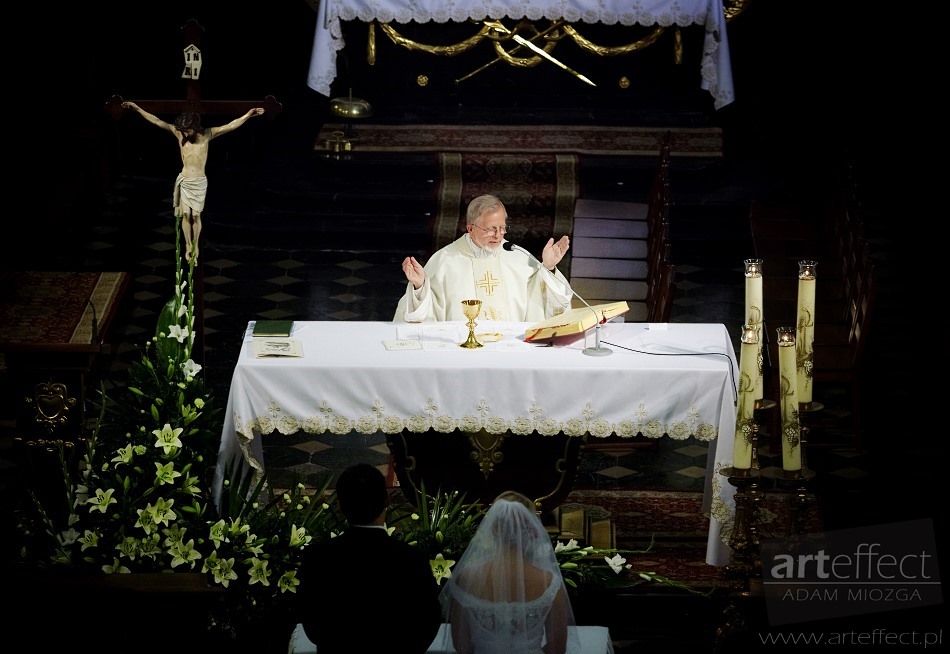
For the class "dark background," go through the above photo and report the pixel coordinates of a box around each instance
[17,0,925,259]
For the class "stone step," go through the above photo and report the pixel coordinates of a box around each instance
[574,198,649,222]
[573,237,648,259]
[571,257,649,280]
[574,217,649,239]
[570,278,649,302]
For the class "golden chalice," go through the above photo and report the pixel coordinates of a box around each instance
[460,299,483,348]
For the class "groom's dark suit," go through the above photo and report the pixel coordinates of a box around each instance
[297,524,442,653]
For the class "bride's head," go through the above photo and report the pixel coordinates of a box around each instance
[486,491,546,555]
[493,490,537,512]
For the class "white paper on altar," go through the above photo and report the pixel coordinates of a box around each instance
[396,321,531,351]
[307,0,734,109]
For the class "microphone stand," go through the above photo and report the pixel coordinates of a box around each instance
[580,303,612,357]
[568,289,611,356]
[504,241,611,356]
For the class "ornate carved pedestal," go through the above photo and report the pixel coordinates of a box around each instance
[386,428,583,514]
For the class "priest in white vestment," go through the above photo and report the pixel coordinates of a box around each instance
[394,194,573,322]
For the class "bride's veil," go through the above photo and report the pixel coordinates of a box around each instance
[438,491,581,653]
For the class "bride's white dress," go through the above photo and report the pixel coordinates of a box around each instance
[451,576,561,653]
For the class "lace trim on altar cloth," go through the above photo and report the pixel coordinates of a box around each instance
[331,2,714,28]
[232,398,720,440]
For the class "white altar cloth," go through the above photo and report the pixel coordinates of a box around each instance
[213,320,739,565]
[307,0,735,109]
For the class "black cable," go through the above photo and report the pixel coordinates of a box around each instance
[600,341,738,405]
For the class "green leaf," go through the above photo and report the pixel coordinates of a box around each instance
[154,297,183,363]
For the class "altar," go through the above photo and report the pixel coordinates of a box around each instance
[307,0,735,110]
[213,319,740,565]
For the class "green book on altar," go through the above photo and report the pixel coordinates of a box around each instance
[252,320,294,337]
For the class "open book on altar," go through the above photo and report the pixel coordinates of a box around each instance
[254,337,304,358]
[524,301,629,345]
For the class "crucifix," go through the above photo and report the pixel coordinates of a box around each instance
[105,18,281,364]
[105,19,283,116]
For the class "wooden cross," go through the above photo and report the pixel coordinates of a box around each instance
[104,18,281,365]
[105,19,282,120]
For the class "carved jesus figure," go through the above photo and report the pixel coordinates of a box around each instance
[122,102,264,264]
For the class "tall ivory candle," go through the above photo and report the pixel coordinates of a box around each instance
[777,327,802,472]
[733,325,758,470]
[796,260,816,404]
[744,259,764,401]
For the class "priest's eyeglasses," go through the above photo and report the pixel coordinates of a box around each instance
[472,224,508,236]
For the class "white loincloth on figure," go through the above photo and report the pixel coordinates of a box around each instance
[173,174,208,217]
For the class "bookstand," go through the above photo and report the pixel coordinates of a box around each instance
[524,301,628,347]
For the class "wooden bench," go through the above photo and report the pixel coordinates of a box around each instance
[1,270,129,498]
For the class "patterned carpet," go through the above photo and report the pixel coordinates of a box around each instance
[434,152,578,260]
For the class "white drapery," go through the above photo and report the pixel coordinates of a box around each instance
[307,0,735,109]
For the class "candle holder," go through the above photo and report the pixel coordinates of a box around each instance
[743,258,763,278]
[776,326,795,347]
[797,259,816,280]
[776,467,816,546]
[720,466,762,587]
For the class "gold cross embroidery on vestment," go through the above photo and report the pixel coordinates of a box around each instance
[476,271,501,296]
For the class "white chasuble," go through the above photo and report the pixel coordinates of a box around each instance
[393,236,572,323]
[470,257,509,321]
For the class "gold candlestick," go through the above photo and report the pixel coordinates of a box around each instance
[776,468,816,546]
[459,299,484,349]
[720,466,762,586]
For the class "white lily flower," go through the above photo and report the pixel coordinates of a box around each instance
[555,538,580,553]
[605,553,628,574]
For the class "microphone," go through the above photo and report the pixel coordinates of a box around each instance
[503,240,612,356]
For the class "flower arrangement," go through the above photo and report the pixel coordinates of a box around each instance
[554,536,712,596]
[12,229,343,644]
[210,470,342,639]
[386,483,487,584]
[387,484,712,597]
